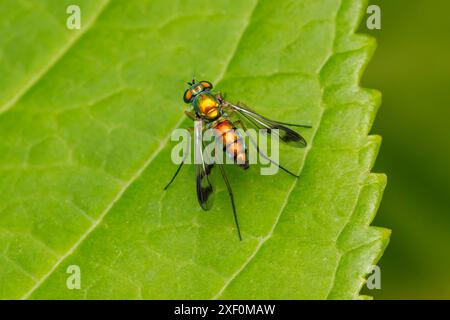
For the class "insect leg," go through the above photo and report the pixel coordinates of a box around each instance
[185,110,196,120]
[218,163,242,241]
[235,119,299,178]
[163,126,193,190]
[163,161,185,190]
[215,91,227,103]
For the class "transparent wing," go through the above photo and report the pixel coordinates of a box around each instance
[223,101,310,148]
[194,120,215,210]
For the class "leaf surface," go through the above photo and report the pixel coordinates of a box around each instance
[0,0,389,299]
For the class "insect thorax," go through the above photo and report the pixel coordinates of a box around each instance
[193,92,221,120]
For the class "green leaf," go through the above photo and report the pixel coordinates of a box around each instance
[0,0,389,299]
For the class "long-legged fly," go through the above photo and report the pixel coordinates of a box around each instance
[164,79,311,240]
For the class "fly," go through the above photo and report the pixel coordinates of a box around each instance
[164,79,311,240]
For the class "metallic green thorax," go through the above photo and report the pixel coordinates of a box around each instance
[192,91,222,120]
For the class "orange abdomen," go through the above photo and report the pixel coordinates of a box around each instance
[213,120,248,168]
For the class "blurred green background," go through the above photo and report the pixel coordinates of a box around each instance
[361,1,450,299]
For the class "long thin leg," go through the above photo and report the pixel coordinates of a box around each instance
[163,160,185,190]
[235,120,299,178]
[163,126,193,190]
[250,136,299,178]
[218,163,242,241]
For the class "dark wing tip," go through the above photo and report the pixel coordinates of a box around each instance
[274,125,308,148]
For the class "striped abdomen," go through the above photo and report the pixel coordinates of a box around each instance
[213,119,249,169]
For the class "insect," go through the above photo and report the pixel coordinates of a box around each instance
[164,79,311,240]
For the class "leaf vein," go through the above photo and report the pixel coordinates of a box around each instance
[0,0,110,115]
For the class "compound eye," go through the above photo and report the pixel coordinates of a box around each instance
[200,81,213,90]
[183,89,193,103]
